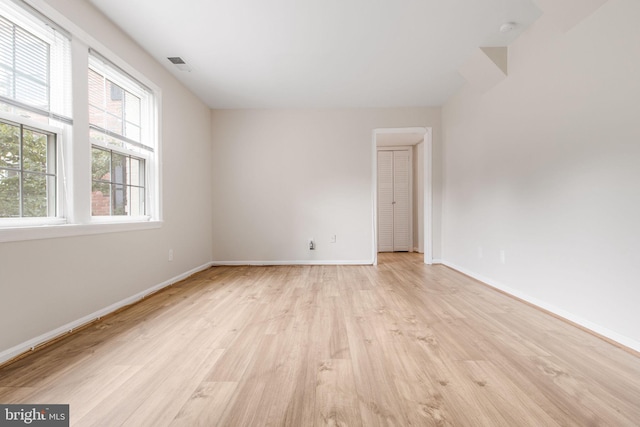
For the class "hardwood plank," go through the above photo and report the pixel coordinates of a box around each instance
[314,359,361,426]
[170,382,238,427]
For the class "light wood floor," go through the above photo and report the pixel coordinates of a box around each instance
[1,253,639,426]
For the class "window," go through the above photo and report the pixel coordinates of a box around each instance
[0,119,56,217]
[88,51,155,218]
[0,1,70,225]
[0,1,160,240]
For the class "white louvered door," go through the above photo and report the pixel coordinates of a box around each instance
[377,149,410,252]
[392,150,410,251]
[377,151,394,252]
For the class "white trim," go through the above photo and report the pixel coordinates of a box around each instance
[90,215,152,224]
[423,127,433,265]
[211,260,374,266]
[0,220,162,243]
[371,131,378,265]
[374,127,428,135]
[0,218,67,228]
[376,145,414,151]
[0,261,213,366]
[432,258,444,264]
[441,261,640,353]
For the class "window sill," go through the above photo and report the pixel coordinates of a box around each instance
[0,220,162,243]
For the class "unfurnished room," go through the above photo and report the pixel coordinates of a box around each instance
[0,0,639,425]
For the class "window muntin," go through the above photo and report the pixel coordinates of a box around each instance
[0,118,56,218]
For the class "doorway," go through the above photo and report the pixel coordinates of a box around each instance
[372,127,432,265]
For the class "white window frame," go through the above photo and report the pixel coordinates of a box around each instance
[0,0,162,243]
[88,53,156,223]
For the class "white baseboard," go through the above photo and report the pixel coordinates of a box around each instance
[431,258,444,264]
[0,262,213,366]
[211,260,373,266]
[441,260,640,353]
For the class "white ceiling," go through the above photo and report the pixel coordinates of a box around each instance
[88,0,541,109]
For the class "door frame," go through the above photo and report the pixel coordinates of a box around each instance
[372,127,433,265]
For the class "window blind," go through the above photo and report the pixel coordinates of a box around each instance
[0,1,72,124]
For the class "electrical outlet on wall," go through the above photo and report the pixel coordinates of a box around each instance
[330,234,337,243]
[168,249,174,262]
[309,239,315,250]
[500,249,506,264]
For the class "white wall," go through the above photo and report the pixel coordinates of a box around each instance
[0,0,212,356]
[442,0,640,349]
[211,108,441,263]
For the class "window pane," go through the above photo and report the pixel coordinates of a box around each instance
[129,157,143,186]
[0,168,20,217]
[15,76,48,109]
[0,122,20,169]
[91,181,110,216]
[22,128,48,173]
[0,17,12,67]
[112,184,126,215]
[110,83,123,101]
[22,171,49,217]
[91,147,110,181]
[14,27,48,83]
[127,185,144,216]
[13,23,49,110]
[88,68,105,110]
[0,68,12,98]
[106,80,123,117]
[105,113,123,135]
[125,122,140,142]
[124,91,141,126]
[89,105,106,130]
[111,152,126,185]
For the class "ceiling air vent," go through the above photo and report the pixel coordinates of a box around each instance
[167,56,192,72]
